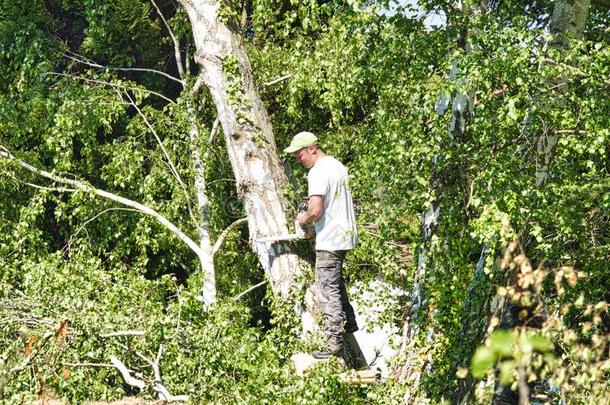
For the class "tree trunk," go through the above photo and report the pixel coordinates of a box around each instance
[187,102,217,306]
[179,0,307,304]
[536,0,591,188]
[392,1,484,395]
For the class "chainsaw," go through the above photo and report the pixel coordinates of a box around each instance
[255,201,315,243]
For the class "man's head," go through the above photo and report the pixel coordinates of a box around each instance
[283,131,321,168]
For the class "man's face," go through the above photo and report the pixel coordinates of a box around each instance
[293,146,316,168]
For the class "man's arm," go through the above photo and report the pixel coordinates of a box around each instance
[297,195,324,225]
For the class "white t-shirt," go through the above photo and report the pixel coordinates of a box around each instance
[308,156,358,251]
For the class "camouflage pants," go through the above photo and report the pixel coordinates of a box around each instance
[315,250,358,351]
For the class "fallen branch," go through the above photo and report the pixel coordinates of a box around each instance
[118,342,189,402]
[110,356,146,389]
[9,331,54,373]
[63,362,116,368]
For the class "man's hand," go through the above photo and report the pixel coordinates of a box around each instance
[297,211,309,225]
[297,195,324,225]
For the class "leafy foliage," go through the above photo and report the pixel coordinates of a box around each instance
[1,0,609,403]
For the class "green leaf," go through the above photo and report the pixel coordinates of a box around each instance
[490,330,514,357]
[471,347,496,378]
[524,332,553,353]
[498,360,516,385]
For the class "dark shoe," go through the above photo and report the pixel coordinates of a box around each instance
[312,347,342,360]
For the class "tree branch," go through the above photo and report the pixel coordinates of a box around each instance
[46,72,176,104]
[264,74,292,87]
[60,50,184,85]
[232,280,267,301]
[100,330,147,338]
[110,356,146,389]
[150,0,186,79]
[208,116,220,144]
[118,342,189,402]
[122,90,196,225]
[190,73,206,97]
[212,217,248,256]
[63,362,116,368]
[0,146,204,260]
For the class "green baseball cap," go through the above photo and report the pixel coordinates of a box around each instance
[283,131,318,153]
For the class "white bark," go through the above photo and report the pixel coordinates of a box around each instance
[187,104,217,305]
[110,356,146,389]
[179,0,307,301]
[153,0,219,306]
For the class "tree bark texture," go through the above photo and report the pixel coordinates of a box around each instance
[179,0,306,302]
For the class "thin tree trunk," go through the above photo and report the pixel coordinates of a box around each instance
[536,0,591,188]
[151,0,218,305]
[392,1,484,394]
[187,102,217,305]
[179,0,307,304]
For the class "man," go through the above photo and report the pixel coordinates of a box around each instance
[283,131,359,359]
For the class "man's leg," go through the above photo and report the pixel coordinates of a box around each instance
[335,251,358,334]
[314,250,346,358]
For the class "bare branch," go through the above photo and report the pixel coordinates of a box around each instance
[185,38,192,75]
[100,330,147,338]
[212,217,248,256]
[60,50,184,85]
[63,362,116,368]
[190,73,206,97]
[151,0,185,79]
[264,74,293,87]
[208,116,220,144]
[3,171,76,192]
[232,280,267,301]
[117,341,189,402]
[0,146,204,260]
[110,356,146,389]
[122,91,196,225]
[46,72,176,104]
